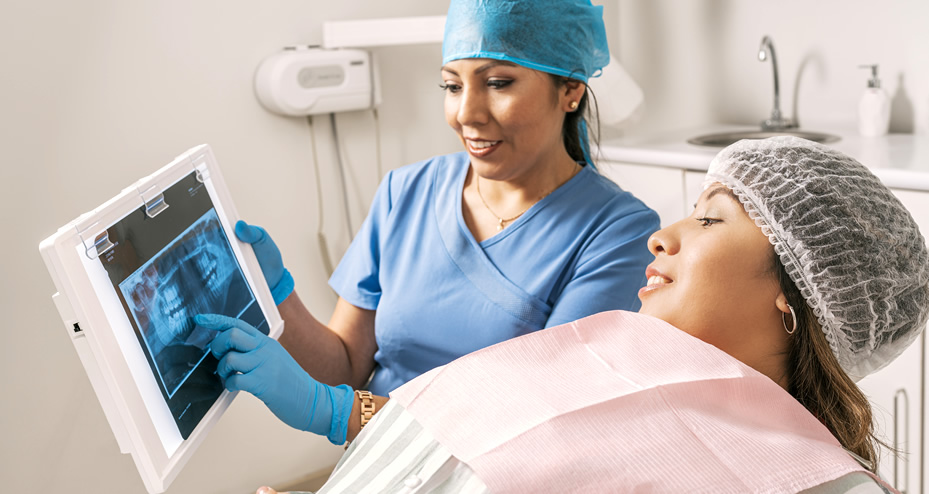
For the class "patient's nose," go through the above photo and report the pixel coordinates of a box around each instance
[647,225,679,256]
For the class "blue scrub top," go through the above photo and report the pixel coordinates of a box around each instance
[329,152,659,395]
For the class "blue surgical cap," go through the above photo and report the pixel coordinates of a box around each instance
[442,0,610,83]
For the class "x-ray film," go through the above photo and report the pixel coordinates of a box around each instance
[101,172,268,439]
[120,210,247,399]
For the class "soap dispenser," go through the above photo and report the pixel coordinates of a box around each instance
[858,64,890,137]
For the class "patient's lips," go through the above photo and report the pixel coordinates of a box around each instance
[646,275,672,286]
[639,267,672,297]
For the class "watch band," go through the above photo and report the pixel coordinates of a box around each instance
[356,390,375,429]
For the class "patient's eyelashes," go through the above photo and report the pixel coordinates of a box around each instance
[696,217,722,228]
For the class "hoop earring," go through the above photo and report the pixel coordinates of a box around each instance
[782,304,797,335]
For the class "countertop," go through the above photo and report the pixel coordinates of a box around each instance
[599,125,929,192]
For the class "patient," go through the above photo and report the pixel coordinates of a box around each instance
[253,137,929,493]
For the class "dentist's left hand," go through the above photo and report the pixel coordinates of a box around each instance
[195,314,354,445]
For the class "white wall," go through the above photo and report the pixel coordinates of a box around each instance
[616,0,929,136]
[0,1,458,493]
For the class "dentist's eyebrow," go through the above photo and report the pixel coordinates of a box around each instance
[441,60,519,76]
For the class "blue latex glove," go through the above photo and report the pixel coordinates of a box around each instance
[195,313,353,444]
[235,220,295,305]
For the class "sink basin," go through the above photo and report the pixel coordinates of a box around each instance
[687,130,840,147]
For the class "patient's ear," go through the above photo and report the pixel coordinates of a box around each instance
[774,293,798,335]
[774,293,791,315]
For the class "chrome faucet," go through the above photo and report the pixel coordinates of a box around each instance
[757,36,796,131]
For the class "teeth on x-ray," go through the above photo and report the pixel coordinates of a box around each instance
[153,243,228,349]
[120,209,250,398]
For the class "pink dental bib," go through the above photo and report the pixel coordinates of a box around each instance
[390,311,889,493]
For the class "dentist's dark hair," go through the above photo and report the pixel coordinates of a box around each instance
[550,75,600,166]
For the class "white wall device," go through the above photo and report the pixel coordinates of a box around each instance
[254,47,374,116]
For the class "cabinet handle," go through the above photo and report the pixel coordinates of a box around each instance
[894,388,909,493]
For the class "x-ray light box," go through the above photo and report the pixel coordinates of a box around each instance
[39,145,283,493]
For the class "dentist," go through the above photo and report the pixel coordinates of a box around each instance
[197,0,659,446]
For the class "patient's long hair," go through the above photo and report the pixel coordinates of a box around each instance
[775,256,879,471]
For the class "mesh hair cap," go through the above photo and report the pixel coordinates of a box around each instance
[706,136,929,381]
[442,0,610,82]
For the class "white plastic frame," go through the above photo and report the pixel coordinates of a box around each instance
[39,144,283,493]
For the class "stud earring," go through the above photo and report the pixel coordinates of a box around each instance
[569,101,579,110]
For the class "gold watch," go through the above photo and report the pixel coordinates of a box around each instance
[356,390,375,429]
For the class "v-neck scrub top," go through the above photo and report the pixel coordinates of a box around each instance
[329,152,659,395]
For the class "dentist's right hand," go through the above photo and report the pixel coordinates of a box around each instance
[195,313,354,445]
[235,220,294,305]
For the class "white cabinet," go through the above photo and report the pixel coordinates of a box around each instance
[858,188,929,493]
[684,171,705,216]
[859,332,923,492]
[599,161,687,227]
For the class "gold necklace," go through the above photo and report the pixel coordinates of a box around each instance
[476,163,580,231]
[476,176,532,231]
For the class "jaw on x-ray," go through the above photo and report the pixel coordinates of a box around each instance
[120,210,247,398]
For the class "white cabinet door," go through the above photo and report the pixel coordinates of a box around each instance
[898,189,929,494]
[859,333,923,492]
[599,162,686,227]
[684,171,705,217]
[858,188,929,493]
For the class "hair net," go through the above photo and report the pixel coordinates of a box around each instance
[442,0,610,83]
[706,136,929,381]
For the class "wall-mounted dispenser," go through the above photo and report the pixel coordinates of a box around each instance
[254,46,374,116]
